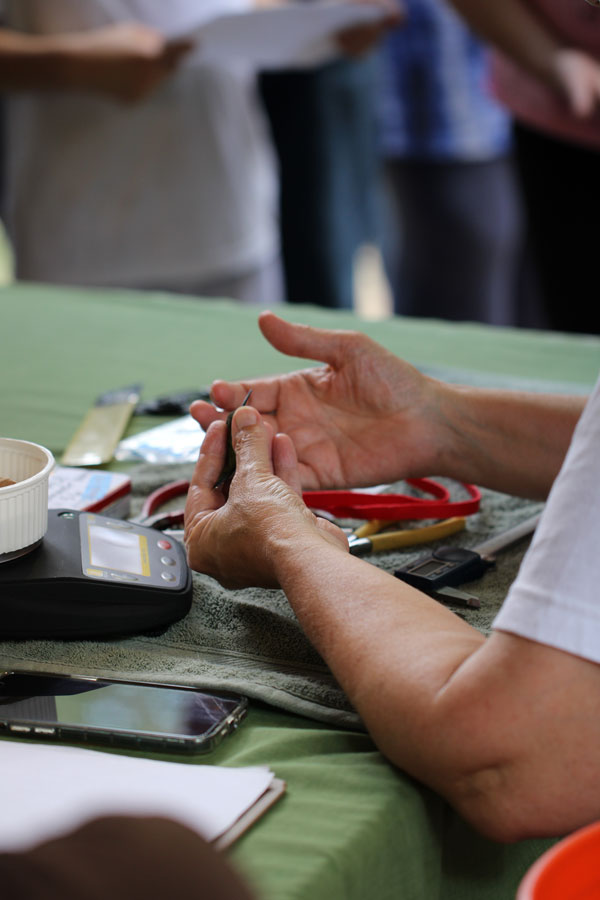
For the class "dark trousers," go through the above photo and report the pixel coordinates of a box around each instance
[513,122,600,335]
[381,155,525,326]
[259,57,380,309]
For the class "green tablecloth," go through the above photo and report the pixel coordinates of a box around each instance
[3,283,600,900]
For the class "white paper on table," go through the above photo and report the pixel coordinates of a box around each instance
[115,414,204,464]
[175,1,388,70]
[0,740,276,852]
[48,466,132,516]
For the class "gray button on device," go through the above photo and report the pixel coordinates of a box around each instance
[161,572,177,583]
[160,556,176,566]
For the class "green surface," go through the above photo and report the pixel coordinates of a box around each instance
[3,282,599,900]
[3,283,599,460]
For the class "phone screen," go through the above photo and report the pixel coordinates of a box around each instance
[0,673,245,740]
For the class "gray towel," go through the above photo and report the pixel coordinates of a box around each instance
[0,461,541,730]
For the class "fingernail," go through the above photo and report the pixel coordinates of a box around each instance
[235,406,258,429]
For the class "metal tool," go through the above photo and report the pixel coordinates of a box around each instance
[214,389,253,489]
[61,385,142,467]
[134,388,211,417]
[133,479,190,531]
[394,512,541,608]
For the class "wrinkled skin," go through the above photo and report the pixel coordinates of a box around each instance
[190,312,443,491]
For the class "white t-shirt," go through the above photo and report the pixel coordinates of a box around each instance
[2,0,279,288]
[493,373,600,663]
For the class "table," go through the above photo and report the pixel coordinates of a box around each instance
[3,282,600,900]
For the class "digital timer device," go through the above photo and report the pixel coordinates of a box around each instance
[0,509,193,640]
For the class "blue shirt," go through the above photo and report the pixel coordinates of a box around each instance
[377,0,512,160]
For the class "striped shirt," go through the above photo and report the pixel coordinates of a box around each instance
[377,0,512,160]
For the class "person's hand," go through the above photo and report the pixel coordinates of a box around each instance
[189,312,445,490]
[334,0,403,57]
[52,22,192,103]
[184,405,348,588]
[551,47,600,116]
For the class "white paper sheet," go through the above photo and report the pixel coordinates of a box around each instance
[116,414,204,464]
[0,740,275,852]
[177,1,387,69]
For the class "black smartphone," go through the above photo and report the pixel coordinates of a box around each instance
[0,671,248,754]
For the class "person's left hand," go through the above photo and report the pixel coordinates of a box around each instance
[53,22,192,103]
[334,0,404,57]
[184,406,348,589]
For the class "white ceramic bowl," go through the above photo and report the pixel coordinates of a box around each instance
[0,438,55,561]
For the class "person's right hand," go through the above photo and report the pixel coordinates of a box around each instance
[551,47,600,116]
[334,0,404,58]
[190,312,446,490]
[54,22,192,103]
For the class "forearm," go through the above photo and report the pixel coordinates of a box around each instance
[273,537,486,780]
[433,385,585,499]
[448,0,562,86]
[0,30,77,90]
[273,536,600,841]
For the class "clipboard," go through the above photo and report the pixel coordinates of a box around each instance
[213,777,286,850]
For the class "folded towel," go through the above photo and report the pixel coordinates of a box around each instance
[0,458,541,729]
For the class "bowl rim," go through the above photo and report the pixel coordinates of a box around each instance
[0,438,55,494]
[517,820,600,898]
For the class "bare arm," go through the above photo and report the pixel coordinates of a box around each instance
[0,25,190,101]
[185,408,600,842]
[433,383,583,499]
[275,537,600,841]
[448,0,600,116]
[448,0,561,83]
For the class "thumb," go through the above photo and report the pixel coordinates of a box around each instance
[567,79,594,116]
[231,406,273,475]
[258,311,352,371]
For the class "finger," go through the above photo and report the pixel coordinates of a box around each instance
[336,24,381,56]
[209,378,282,420]
[258,310,353,371]
[189,398,228,429]
[164,38,194,67]
[566,78,591,117]
[210,380,256,411]
[186,421,228,513]
[273,433,302,495]
[231,406,274,477]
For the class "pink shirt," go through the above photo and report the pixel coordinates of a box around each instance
[492,0,600,148]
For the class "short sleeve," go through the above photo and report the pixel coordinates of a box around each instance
[493,373,600,662]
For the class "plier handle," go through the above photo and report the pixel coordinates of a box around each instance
[303,479,481,521]
[133,477,481,534]
[134,479,190,530]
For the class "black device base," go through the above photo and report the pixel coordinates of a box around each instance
[0,510,193,641]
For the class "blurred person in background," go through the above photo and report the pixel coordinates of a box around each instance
[0,0,283,305]
[376,0,527,326]
[259,0,401,311]
[260,53,382,310]
[448,0,600,334]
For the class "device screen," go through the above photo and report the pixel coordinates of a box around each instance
[0,673,243,738]
[87,523,149,576]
